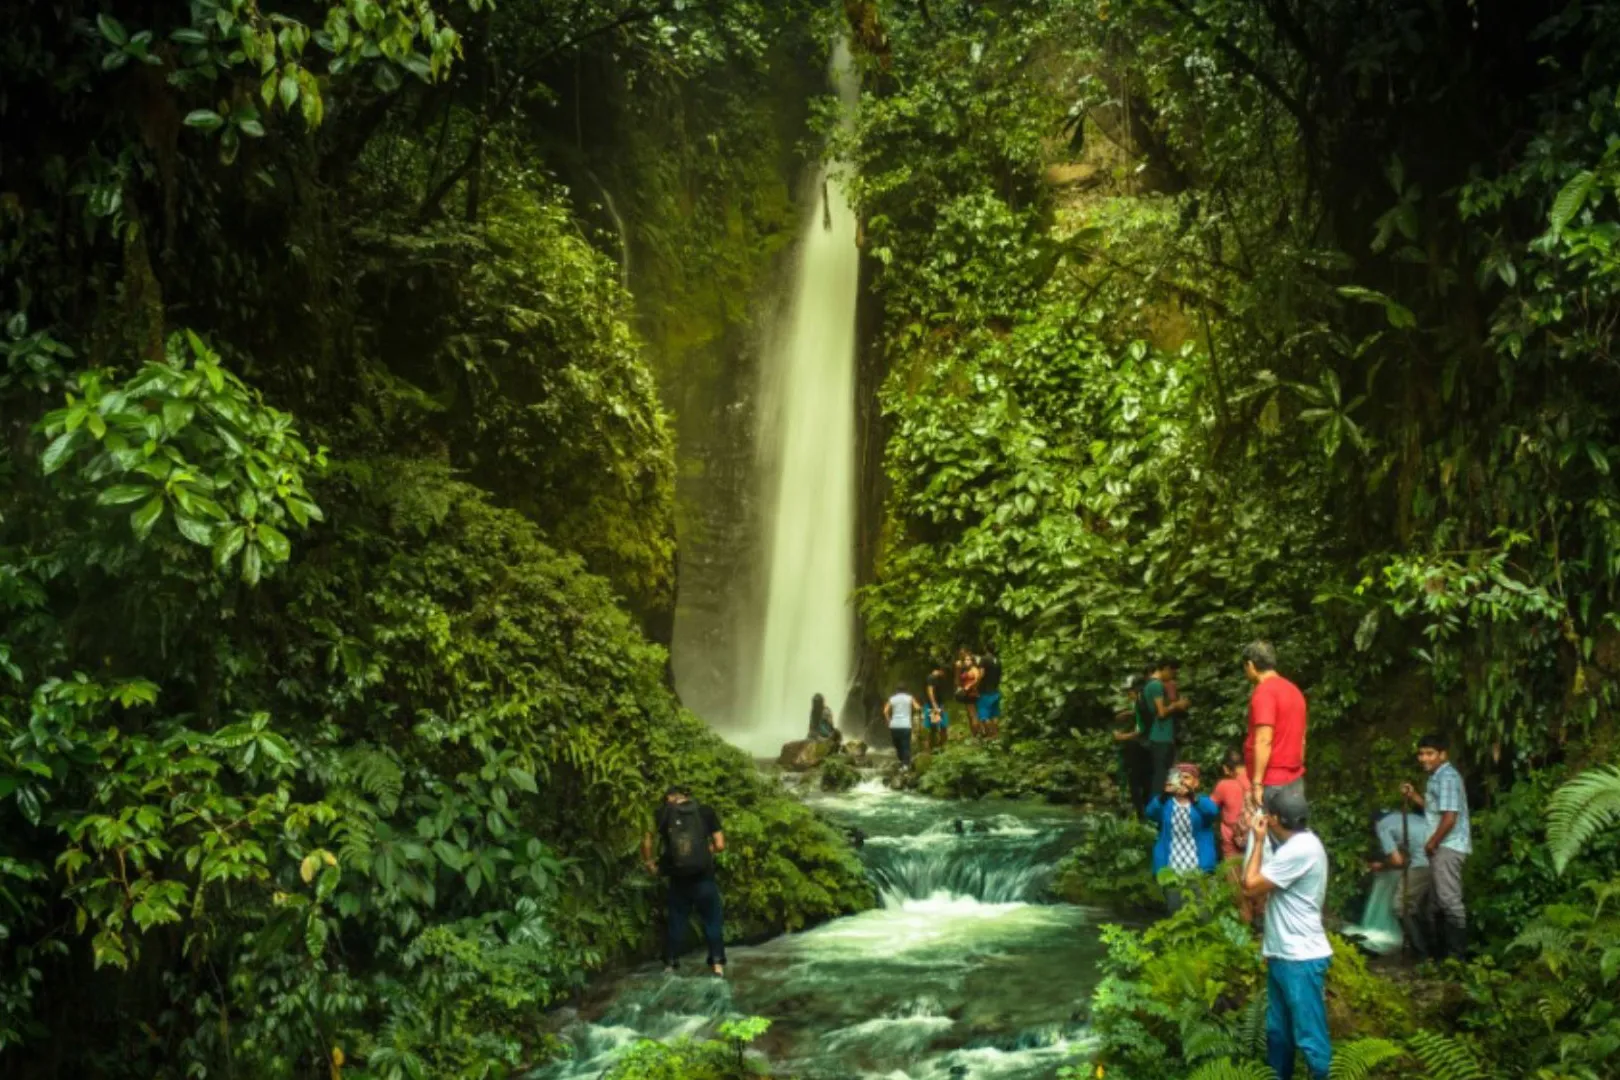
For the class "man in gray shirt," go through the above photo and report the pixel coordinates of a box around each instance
[1368,808,1432,958]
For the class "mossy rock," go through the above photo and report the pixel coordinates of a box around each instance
[820,756,860,792]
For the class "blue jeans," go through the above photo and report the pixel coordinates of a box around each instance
[1267,956,1333,1080]
[666,875,726,967]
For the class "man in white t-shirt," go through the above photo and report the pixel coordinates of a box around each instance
[883,684,920,770]
[1242,786,1333,1080]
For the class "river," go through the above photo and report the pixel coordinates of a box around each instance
[540,777,1111,1078]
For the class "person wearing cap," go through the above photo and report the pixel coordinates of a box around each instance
[1243,786,1333,1080]
[1366,805,1433,958]
[641,785,727,976]
[1145,763,1221,914]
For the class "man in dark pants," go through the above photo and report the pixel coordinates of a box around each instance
[641,786,727,976]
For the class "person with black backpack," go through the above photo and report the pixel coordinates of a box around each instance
[641,786,727,976]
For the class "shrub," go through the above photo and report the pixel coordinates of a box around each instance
[819,755,860,792]
[1053,814,1161,913]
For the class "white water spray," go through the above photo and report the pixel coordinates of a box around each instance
[738,43,861,755]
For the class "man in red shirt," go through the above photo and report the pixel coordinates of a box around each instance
[1242,640,1308,814]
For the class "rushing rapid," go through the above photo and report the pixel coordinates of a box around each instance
[538,779,1108,1079]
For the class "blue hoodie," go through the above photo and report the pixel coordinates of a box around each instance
[1145,794,1222,875]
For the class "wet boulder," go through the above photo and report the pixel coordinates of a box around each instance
[843,739,869,766]
[778,739,834,771]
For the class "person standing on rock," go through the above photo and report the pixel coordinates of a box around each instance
[954,646,981,738]
[642,785,727,977]
[1242,640,1308,815]
[884,683,921,769]
[924,661,951,752]
[976,644,1004,740]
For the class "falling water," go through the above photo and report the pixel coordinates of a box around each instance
[738,43,862,755]
[538,788,1105,1079]
[1344,870,1404,955]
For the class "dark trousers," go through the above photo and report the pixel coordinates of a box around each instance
[891,726,913,766]
[666,874,726,967]
[1147,741,1176,807]
[1123,742,1152,816]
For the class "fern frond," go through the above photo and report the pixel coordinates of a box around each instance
[342,746,405,814]
[1508,923,1576,968]
[1327,1037,1403,1080]
[1238,992,1269,1060]
[1546,765,1620,873]
[1407,1031,1487,1080]
[1181,1019,1239,1063]
[1187,1059,1277,1080]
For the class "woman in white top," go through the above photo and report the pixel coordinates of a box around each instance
[883,685,920,769]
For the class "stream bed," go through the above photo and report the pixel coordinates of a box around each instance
[540,778,1110,1078]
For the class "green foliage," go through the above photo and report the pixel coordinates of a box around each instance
[818,754,860,792]
[1404,1032,1489,1080]
[912,732,1115,803]
[1325,1039,1402,1080]
[1053,813,1160,913]
[602,1016,771,1080]
[1187,1062,1275,1080]
[1547,765,1620,874]
[0,2,861,1073]
[1467,770,1620,946]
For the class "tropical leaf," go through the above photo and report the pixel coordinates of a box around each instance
[1406,1032,1488,1080]
[1328,1037,1403,1080]
[1546,765,1620,873]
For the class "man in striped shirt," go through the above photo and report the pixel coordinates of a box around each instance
[1401,733,1471,960]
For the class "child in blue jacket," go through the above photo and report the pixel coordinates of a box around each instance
[1145,763,1221,913]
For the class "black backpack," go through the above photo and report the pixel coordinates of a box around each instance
[663,802,714,876]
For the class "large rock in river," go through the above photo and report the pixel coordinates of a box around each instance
[778,739,833,771]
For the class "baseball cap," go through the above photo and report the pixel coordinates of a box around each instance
[1263,785,1310,829]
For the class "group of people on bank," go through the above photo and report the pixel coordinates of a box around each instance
[640,637,1477,1080]
[1117,640,1474,1080]
[881,645,1003,768]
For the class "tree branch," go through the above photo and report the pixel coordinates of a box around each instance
[1157,0,1311,134]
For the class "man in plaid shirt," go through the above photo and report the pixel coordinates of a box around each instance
[1401,733,1471,959]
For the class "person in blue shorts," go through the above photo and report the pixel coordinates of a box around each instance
[976,645,1003,739]
[923,662,951,752]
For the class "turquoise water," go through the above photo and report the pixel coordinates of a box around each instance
[540,779,1109,1078]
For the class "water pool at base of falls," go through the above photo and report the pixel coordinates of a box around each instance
[540,781,1110,1079]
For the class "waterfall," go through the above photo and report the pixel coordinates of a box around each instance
[860,816,1071,905]
[734,42,862,755]
[1344,870,1403,955]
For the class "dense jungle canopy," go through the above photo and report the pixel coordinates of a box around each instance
[1,0,1619,1078]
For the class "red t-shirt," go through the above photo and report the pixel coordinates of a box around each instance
[1210,774,1252,857]
[1244,675,1307,786]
